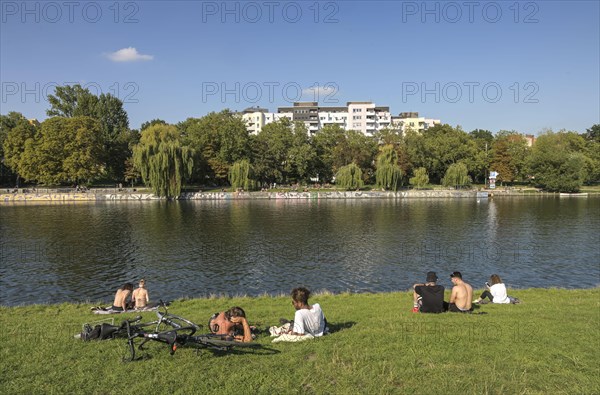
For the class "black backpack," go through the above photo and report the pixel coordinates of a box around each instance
[80,323,119,341]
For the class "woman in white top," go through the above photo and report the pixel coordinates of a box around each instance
[474,274,511,304]
[289,287,327,337]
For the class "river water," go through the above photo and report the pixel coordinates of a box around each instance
[1,197,598,306]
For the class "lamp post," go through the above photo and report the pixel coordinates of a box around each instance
[485,142,488,189]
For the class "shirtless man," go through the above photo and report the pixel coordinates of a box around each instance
[208,307,252,342]
[112,283,134,311]
[131,279,149,309]
[446,272,473,313]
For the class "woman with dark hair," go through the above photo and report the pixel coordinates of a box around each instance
[474,274,510,304]
[289,287,327,337]
[112,283,134,311]
[208,306,252,342]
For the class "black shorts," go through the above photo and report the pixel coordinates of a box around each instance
[444,302,472,313]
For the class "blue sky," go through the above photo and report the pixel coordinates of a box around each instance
[1,0,599,134]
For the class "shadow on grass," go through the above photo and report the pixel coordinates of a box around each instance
[126,342,280,362]
[327,321,357,333]
[206,345,280,357]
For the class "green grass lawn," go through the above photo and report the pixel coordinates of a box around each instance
[1,288,598,395]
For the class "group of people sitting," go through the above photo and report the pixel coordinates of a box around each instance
[412,271,518,313]
[111,273,514,343]
[112,282,327,343]
[112,279,149,311]
[207,287,328,343]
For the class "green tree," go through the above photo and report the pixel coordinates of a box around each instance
[1,113,37,185]
[344,130,378,184]
[405,124,478,184]
[469,129,494,183]
[582,125,600,183]
[123,157,140,187]
[46,85,130,181]
[528,131,588,192]
[335,163,364,190]
[583,124,600,143]
[490,131,530,183]
[373,126,403,146]
[409,167,429,189]
[132,124,194,198]
[311,125,377,184]
[250,118,314,185]
[375,144,403,191]
[442,162,471,188]
[311,124,346,182]
[46,85,98,118]
[17,117,105,185]
[285,125,317,183]
[179,111,250,184]
[141,119,168,132]
[228,159,256,191]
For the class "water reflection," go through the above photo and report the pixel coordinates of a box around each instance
[1,197,598,305]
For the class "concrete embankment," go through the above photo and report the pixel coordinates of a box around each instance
[0,189,491,202]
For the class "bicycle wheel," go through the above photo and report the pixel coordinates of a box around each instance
[155,312,199,335]
[193,334,261,349]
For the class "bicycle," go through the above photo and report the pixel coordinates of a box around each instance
[123,303,262,361]
[79,301,267,361]
[79,300,198,341]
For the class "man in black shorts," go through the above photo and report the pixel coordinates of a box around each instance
[412,271,444,313]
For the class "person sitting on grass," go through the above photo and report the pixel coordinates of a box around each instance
[112,283,134,311]
[474,274,517,304]
[131,279,149,309]
[412,271,445,313]
[444,272,473,313]
[208,306,253,342]
[287,287,328,338]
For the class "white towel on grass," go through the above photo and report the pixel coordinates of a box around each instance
[272,333,314,343]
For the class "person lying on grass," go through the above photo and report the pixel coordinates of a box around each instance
[208,306,253,342]
[286,287,328,337]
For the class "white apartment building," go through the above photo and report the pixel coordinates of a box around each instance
[240,104,439,136]
[241,107,292,135]
[391,112,441,133]
[276,102,393,136]
[347,102,392,136]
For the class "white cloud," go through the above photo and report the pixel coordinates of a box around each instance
[302,85,337,97]
[107,47,153,62]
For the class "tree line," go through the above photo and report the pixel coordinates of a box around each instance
[1,85,599,197]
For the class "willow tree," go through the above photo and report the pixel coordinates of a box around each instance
[132,124,194,198]
[228,159,256,191]
[442,162,471,188]
[335,163,364,190]
[409,167,429,189]
[375,144,403,191]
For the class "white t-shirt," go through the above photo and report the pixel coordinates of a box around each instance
[293,303,326,336]
[490,283,510,304]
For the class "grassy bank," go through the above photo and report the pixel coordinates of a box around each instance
[1,289,598,395]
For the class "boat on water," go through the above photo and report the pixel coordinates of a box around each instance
[559,193,589,197]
